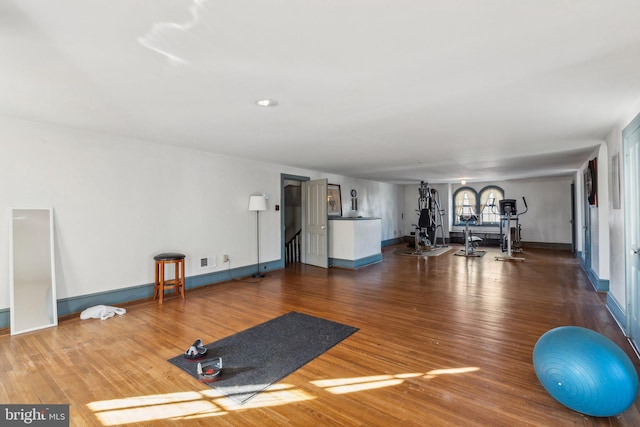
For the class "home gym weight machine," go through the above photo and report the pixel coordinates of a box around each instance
[410,181,446,254]
[495,197,528,262]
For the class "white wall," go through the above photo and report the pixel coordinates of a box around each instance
[605,100,640,313]
[606,126,625,308]
[322,174,404,241]
[0,117,403,310]
[405,177,574,244]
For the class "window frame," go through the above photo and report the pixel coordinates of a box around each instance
[452,185,505,226]
[452,187,479,226]
[478,185,504,225]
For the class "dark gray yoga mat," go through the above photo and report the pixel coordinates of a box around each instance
[168,311,359,404]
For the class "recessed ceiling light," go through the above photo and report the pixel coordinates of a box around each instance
[255,99,279,107]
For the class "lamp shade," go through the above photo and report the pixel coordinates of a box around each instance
[248,195,267,211]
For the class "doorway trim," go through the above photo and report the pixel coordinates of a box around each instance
[623,113,640,346]
[281,174,310,265]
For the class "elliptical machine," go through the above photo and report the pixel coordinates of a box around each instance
[495,197,528,262]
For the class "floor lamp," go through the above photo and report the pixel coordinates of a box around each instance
[248,195,267,278]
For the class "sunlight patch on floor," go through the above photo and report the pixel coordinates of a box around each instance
[202,383,315,410]
[424,366,480,379]
[87,384,314,425]
[88,392,226,426]
[87,367,479,424]
[87,391,204,411]
[319,378,405,394]
[311,367,480,394]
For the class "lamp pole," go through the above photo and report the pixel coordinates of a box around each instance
[253,209,264,278]
[248,195,267,278]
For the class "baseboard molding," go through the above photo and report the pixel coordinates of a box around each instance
[576,254,610,292]
[589,269,609,292]
[607,293,627,335]
[382,237,403,247]
[578,261,610,292]
[0,309,8,333]
[446,235,571,250]
[330,253,383,269]
[0,260,282,330]
[521,241,572,251]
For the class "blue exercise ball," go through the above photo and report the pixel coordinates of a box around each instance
[533,326,639,417]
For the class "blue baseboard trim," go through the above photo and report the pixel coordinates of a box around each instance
[382,237,402,247]
[585,267,609,292]
[56,283,154,317]
[0,260,282,330]
[0,308,8,330]
[578,253,586,269]
[577,255,609,292]
[607,293,627,335]
[330,253,383,269]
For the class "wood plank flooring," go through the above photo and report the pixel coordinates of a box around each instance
[1,244,639,426]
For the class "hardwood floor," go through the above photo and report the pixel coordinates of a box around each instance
[1,244,639,426]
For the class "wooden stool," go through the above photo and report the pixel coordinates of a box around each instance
[154,253,186,304]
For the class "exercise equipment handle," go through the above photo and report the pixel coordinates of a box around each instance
[519,197,529,216]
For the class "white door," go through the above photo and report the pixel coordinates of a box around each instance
[624,116,640,346]
[302,178,328,268]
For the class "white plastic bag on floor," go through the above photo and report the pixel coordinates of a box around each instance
[80,305,126,320]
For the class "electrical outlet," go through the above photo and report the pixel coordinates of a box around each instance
[222,254,229,263]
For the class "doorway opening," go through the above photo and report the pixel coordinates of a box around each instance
[281,174,308,265]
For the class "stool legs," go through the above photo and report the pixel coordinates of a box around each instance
[155,261,159,300]
[180,258,185,299]
[154,259,185,304]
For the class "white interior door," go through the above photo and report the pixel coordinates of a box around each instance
[624,116,640,346]
[302,178,328,268]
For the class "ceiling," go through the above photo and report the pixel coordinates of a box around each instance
[4,1,640,184]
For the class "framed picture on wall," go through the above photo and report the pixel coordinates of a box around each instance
[327,184,342,216]
[586,158,597,206]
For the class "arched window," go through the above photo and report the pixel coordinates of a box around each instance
[453,187,478,225]
[478,185,504,225]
